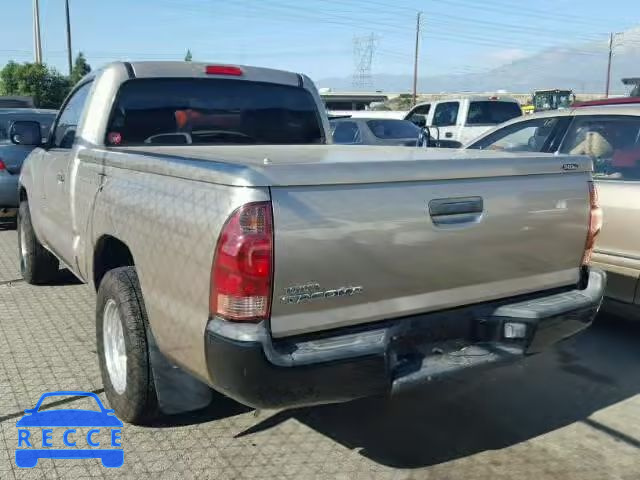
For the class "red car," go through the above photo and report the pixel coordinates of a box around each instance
[573,97,640,108]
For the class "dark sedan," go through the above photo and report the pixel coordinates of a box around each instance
[0,108,56,223]
[330,117,423,146]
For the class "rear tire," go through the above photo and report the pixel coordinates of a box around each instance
[18,200,59,284]
[97,266,158,424]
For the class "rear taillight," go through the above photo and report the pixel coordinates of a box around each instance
[582,181,603,265]
[0,159,5,171]
[210,202,273,322]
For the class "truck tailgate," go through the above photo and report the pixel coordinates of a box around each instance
[270,170,590,337]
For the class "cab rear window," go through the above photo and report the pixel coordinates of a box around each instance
[466,101,522,125]
[106,79,324,146]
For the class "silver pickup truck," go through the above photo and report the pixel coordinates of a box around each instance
[12,61,605,424]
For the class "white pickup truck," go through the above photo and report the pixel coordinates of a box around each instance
[12,61,604,423]
[405,96,523,148]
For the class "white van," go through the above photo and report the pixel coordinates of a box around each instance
[405,96,522,147]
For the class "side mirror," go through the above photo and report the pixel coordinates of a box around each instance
[409,114,427,128]
[417,127,431,147]
[10,121,42,146]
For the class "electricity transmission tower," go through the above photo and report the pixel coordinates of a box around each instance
[352,34,378,89]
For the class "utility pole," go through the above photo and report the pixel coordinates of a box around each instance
[412,12,422,106]
[605,32,623,98]
[33,0,43,64]
[605,33,614,98]
[65,0,73,75]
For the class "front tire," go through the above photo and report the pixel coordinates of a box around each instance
[97,267,158,424]
[18,200,59,284]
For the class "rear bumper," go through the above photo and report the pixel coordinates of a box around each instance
[0,174,19,208]
[204,269,606,409]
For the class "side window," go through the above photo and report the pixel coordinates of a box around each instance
[468,117,560,152]
[411,104,431,116]
[53,82,92,149]
[331,121,361,144]
[560,115,640,180]
[432,102,459,127]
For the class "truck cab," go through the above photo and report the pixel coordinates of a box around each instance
[405,96,522,147]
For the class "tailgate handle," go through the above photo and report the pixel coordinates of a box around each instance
[429,196,483,226]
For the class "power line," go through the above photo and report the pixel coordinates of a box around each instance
[433,0,627,29]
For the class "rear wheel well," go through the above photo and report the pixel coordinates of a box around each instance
[93,236,134,290]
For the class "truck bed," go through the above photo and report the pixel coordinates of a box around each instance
[107,145,592,186]
[104,145,591,338]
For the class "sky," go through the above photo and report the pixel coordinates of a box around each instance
[0,0,637,88]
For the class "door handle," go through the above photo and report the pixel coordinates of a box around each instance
[56,172,65,183]
[429,196,483,226]
[445,132,453,138]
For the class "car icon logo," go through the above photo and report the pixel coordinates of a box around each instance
[15,391,123,468]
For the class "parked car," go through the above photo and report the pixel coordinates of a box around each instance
[573,97,640,108]
[467,104,640,316]
[0,108,56,223]
[328,110,407,120]
[0,96,35,108]
[330,117,423,146]
[405,96,522,147]
[15,61,604,424]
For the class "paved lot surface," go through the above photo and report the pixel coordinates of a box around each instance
[1,223,640,479]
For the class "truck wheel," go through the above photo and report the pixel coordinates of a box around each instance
[96,266,158,424]
[18,201,59,284]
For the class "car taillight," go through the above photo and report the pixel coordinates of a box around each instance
[0,159,5,171]
[210,202,273,322]
[582,181,603,265]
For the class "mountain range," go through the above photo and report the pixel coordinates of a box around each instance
[317,26,640,94]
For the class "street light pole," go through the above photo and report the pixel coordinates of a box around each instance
[33,0,42,64]
[65,0,73,76]
[412,12,422,106]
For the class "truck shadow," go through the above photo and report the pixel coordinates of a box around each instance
[39,268,84,286]
[149,390,252,428]
[237,315,640,468]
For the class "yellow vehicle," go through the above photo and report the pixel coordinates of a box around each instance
[521,104,535,115]
[532,89,574,112]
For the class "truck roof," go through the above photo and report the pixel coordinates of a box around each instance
[413,95,520,106]
[91,61,305,88]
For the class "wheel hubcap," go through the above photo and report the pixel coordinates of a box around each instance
[103,299,127,395]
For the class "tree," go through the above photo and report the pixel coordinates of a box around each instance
[70,52,91,86]
[184,49,193,62]
[0,61,71,109]
[0,61,21,93]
